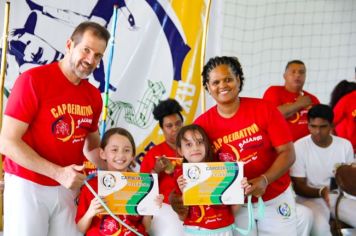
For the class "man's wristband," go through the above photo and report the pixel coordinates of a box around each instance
[318,186,326,197]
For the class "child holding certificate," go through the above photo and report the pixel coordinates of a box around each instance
[174,124,250,236]
[75,127,162,236]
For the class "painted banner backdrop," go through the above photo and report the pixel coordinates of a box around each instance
[2,0,212,164]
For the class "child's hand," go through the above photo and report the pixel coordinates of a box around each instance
[177,175,187,192]
[155,194,164,208]
[240,177,252,195]
[87,197,106,217]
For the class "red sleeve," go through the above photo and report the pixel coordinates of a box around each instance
[262,87,281,107]
[333,97,346,125]
[75,183,95,223]
[140,148,156,173]
[5,72,39,123]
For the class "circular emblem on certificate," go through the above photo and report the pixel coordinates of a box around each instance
[102,173,116,189]
[187,165,201,180]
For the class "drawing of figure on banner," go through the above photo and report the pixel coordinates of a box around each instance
[7,0,137,93]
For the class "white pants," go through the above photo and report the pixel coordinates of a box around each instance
[184,225,234,236]
[4,173,82,236]
[296,195,332,236]
[150,203,184,236]
[234,187,297,236]
[296,203,313,236]
[330,193,356,228]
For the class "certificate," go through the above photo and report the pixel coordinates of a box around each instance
[98,171,159,215]
[183,162,244,205]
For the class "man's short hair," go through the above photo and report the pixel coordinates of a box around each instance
[285,60,305,71]
[307,104,334,124]
[71,21,110,46]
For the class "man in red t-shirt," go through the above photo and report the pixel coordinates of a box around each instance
[263,60,320,142]
[0,22,110,236]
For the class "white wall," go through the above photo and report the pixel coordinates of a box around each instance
[220,0,356,104]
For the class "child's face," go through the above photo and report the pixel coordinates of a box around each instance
[100,134,134,171]
[178,130,206,163]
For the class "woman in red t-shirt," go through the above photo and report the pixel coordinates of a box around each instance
[195,56,298,236]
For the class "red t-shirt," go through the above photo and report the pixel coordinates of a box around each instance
[263,86,320,141]
[195,97,293,202]
[333,90,356,153]
[75,178,147,236]
[4,62,102,185]
[140,142,176,204]
[173,167,234,229]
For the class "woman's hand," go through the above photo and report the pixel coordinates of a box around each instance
[245,175,268,197]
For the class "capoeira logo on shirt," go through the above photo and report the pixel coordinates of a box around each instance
[51,114,75,142]
[51,103,94,142]
[287,103,312,124]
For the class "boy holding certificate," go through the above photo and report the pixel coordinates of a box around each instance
[75,128,163,235]
[174,124,250,236]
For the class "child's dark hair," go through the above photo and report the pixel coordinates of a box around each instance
[202,56,245,92]
[176,124,214,162]
[153,98,184,128]
[101,127,136,156]
[307,104,334,124]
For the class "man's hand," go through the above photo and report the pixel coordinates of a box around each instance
[55,164,86,190]
[320,187,330,208]
[295,95,312,109]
